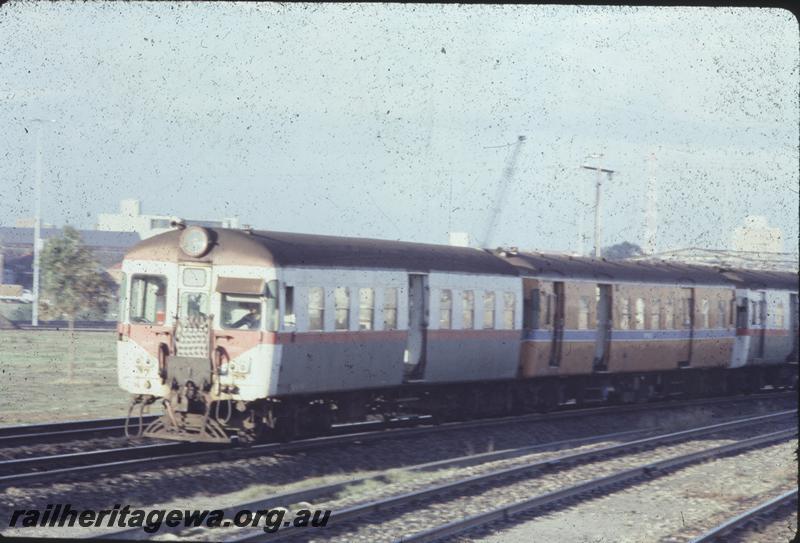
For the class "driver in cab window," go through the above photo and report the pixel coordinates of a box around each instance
[231,303,261,329]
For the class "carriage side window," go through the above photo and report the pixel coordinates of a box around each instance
[682,297,693,328]
[462,290,475,329]
[504,292,516,329]
[283,286,295,329]
[717,300,726,329]
[677,298,686,329]
[651,300,661,329]
[775,302,785,328]
[729,300,736,327]
[700,298,709,329]
[308,287,325,331]
[334,287,350,331]
[751,301,758,325]
[577,296,590,330]
[129,274,167,325]
[544,293,552,326]
[383,287,398,330]
[221,294,262,330]
[664,299,674,330]
[619,298,630,330]
[483,291,496,329]
[439,289,452,329]
[358,288,375,330]
[634,298,645,330]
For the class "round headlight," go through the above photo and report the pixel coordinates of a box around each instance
[179,226,211,257]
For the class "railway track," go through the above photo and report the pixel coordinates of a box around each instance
[10,321,116,332]
[0,415,159,448]
[0,418,421,488]
[1,389,793,450]
[1,393,794,490]
[689,488,799,543]
[92,427,650,540]
[85,409,796,541]
[396,429,796,543]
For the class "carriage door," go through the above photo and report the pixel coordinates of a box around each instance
[754,291,767,359]
[731,291,750,368]
[549,282,565,367]
[790,294,799,362]
[679,287,694,367]
[404,274,429,380]
[593,284,612,371]
[175,266,212,359]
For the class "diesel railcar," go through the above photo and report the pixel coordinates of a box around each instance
[119,226,522,441]
[117,225,798,442]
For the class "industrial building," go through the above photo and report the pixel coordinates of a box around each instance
[96,199,239,240]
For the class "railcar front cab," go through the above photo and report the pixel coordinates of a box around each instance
[120,226,276,443]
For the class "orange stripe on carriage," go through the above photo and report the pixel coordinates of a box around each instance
[269,328,520,345]
[736,328,792,337]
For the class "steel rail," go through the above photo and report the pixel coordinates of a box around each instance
[91,427,651,540]
[689,488,798,543]
[222,410,796,542]
[1,396,794,489]
[0,416,156,437]
[0,405,642,489]
[0,389,793,450]
[400,429,797,543]
[0,417,160,448]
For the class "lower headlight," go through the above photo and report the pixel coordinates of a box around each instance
[231,359,251,374]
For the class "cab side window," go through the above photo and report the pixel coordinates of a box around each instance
[221,294,262,330]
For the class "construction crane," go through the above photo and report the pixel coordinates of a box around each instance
[481,135,526,249]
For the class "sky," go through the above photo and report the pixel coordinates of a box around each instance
[1,2,798,254]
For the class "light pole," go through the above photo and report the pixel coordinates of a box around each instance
[581,154,615,258]
[30,118,55,327]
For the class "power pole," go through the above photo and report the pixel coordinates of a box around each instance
[30,118,55,327]
[581,154,616,258]
[576,209,585,256]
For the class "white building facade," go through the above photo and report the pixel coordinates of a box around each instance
[732,215,784,253]
[96,199,239,240]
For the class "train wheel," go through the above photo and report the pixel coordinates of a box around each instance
[306,402,333,436]
[267,404,298,442]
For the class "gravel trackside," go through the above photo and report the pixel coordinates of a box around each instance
[469,440,797,543]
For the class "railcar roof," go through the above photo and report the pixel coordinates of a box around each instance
[125,228,797,289]
[501,251,734,285]
[718,268,798,290]
[125,228,519,276]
